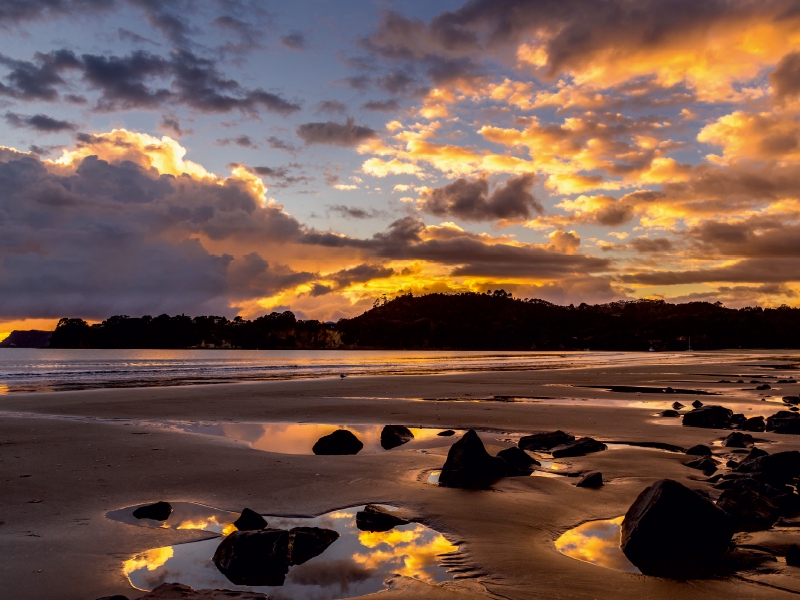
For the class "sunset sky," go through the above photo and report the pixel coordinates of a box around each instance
[3,0,800,336]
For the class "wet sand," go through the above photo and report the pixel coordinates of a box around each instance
[2,351,800,599]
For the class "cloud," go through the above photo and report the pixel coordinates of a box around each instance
[280,31,306,50]
[316,100,347,114]
[244,164,312,189]
[547,229,580,254]
[266,136,298,153]
[296,117,378,146]
[629,237,673,253]
[362,99,400,112]
[216,134,258,148]
[771,52,800,104]
[4,112,76,132]
[418,174,541,222]
[327,205,386,219]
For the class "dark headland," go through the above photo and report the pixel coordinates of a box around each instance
[9,292,800,350]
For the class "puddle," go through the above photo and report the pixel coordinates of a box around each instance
[581,385,716,395]
[119,504,458,599]
[108,502,240,534]
[169,422,463,455]
[427,471,441,485]
[555,516,640,573]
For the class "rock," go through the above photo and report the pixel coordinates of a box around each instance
[437,430,456,436]
[576,471,603,488]
[723,432,754,448]
[746,447,769,461]
[787,544,800,567]
[672,401,685,410]
[784,396,800,405]
[496,446,540,473]
[740,416,766,432]
[682,405,733,429]
[551,437,607,458]
[312,429,363,455]
[665,387,674,393]
[773,492,800,517]
[793,407,800,412]
[620,479,733,577]
[137,583,266,599]
[438,429,509,488]
[736,450,800,485]
[685,457,718,476]
[686,444,713,456]
[517,430,575,451]
[730,413,746,426]
[756,384,771,391]
[233,508,267,531]
[356,504,410,532]
[726,459,739,469]
[717,487,780,532]
[213,526,339,586]
[132,501,172,521]
[737,380,744,383]
[660,410,680,418]
[692,400,704,408]
[380,425,414,450]
[766,411,800,434]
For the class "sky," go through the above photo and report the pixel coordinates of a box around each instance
[2,0,800,336]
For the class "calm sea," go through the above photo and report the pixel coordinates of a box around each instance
[0,348,716,394]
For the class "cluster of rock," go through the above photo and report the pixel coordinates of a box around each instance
[437,429,606,488]
[674,398,800,433]
[98,583,267,599]
[309,424,423,454]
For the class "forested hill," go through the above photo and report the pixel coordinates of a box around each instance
[38,292,800,350]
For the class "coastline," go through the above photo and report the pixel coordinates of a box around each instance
[2,352,800,599]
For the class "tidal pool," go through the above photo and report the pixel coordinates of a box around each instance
[107,501,240,534]
[555,516,639,573]
[118,504,459,599]
[168,422,463,455]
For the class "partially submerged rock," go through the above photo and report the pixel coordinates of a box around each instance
[783,396,800,406]
[620,479,733,577]
[766,411,800,434]
[716,487,780,532]
[233,508,268,532]
[685,457,718,476]
[380,425,414,450]
[723,432,754,448]
[439,429,509,488]
[740,416,766,432]
[312,430,363,455]
[517,430,575,451]
[672,401,685,410]
[551,437,607,458]
[660,409,680,418]
[135,583,267,599]
[356,504,410,532]
[132,501,172,521]
[437,430,456,436]
[686,444,713,456]
[692,400,704,408]
[496,446,539,473]
[682,405,733,429]
[213,526,339,586]
[576,471,603,488]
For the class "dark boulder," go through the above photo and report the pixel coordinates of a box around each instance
[437,430,456,436]
[234,508,268,531]
[660,410,680,418]
[496,446,540,473]
[312,430,363,455]
[518,430,575,451]
[132,501,172,521]
[766,411,800,434]
[730,413,747,426]
[746,446,768,461]
[672,402,685,410]
[692,400,704,408]
[736,450,800,485]
[686,444,713,456]
[620,479,733,577]
[380,425,414,450]
[356,504,410,532]
[717,488,780,532]
[576,471,603,488]
[213,526,339,586]
[756,384,771,391]
[783,396,800,406]
[723,432,754,448]
[439,429,509,488]
[740,416,766,432]
[685,457,718,476]
[682,405,733,429]
[787,544,800,567]
[773,492,800,517]
[551,437,607,458]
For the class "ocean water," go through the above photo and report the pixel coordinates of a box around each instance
[0,348,740,394]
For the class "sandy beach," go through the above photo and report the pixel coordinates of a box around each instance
[2,350,800,599]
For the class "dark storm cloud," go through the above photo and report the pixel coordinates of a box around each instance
[362,99,400,112]
[327,204,386,219]
[4,111,76,132]
[296,117,378,146]
[0,147,308,319]
[418,174,542,222]
[280,31,306,50]
[0,48,301,114]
